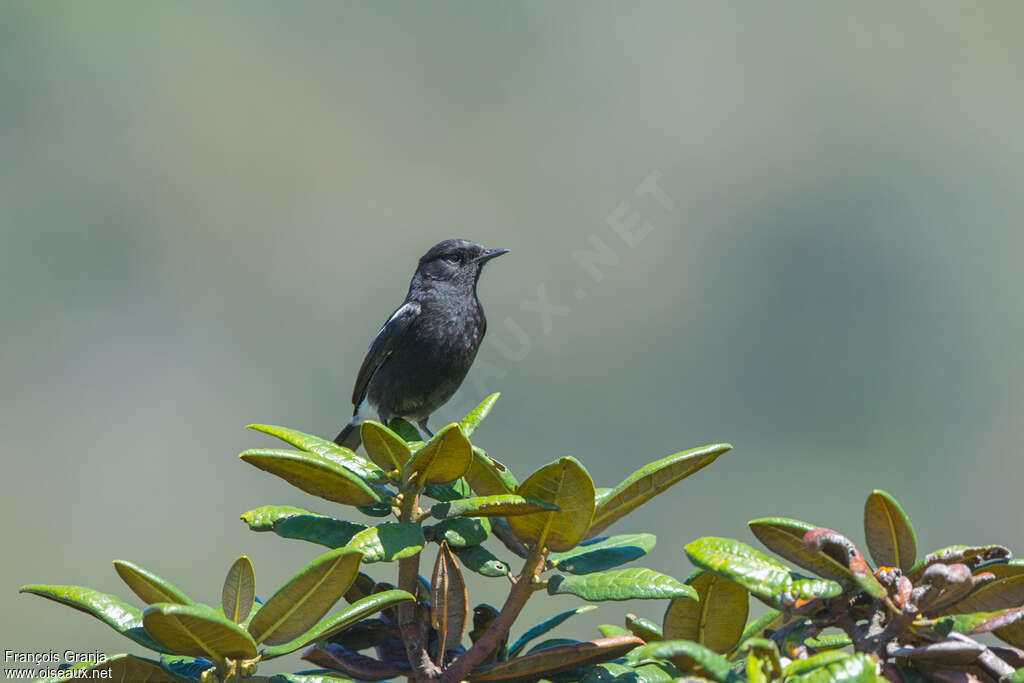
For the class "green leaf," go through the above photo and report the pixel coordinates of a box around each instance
[239,449,387,507]
[465,446,518,496]
[36,654,180,683]
[158,654,212,680]
[471,635,645,682]
[805,633,853,650]
[112,560,194,607]
[459,392,500,436]
[926,608,1024,637]
[599,624,630,637]
[247,423,386,482]
[548,568,696,602]
[431,516,492,547]
[627,640,738,682]
[431,494,559,519]
[247,547,363,645]
[587,444,731,538]
[626,613,664,643]
[424,477,472,501]
[221,556,255,624]
[453,544,510,578]
[783,650,851,676]
[785,652,876,683]
[402,423,473,490]
[271,674,359,683]
[863,489,917,572]
[549,534,656,575]
[748,518,853,583]
[507,456,595,552]
[388,416,422,442]
[663,571,748,654]
[19,584,168,653]
[361,420,412,472]
[738,609,785,648]
[272,514,368,549]
[509,606,599,657]
[1006,667,1024,683]
[143,602,258,660]
[345,522,424,563]
[261,589,414,659]
[240,504,311,531]
[684,537,842,609]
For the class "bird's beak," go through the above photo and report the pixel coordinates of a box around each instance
[474,247,510,264]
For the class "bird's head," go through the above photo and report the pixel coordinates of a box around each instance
[414,239,509,291]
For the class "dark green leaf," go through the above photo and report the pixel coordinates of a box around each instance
[431,517,492,547]
[159,654,212,680]
[221,556,255,624]
[343,522,423,563]
[509,606,598,657]
[239,448,387,506]
[388,416,422,442]
[459,392,500,436]
[19,584,167,653]
[453,544,510,578]
[431,494,559,519]
[112,560,194,606]
[262,590,414,659]
[548,569,696,602]
[143,602,259,659]
[247,547,363,645]
[273,514,368,549]
[246,423,385,482]
[549,534,656,575]
[863,489,917,572]
[270,673,359,683]
[588,444,731,538]
[424,477,472,502]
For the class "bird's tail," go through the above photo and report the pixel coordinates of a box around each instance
[334,417,362,450]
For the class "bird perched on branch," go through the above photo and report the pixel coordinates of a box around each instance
[333,239,509,450]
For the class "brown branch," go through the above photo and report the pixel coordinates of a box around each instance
[442,548,546,682]
[397,492,443,682]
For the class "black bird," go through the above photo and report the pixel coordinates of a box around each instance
[333,239,509,450]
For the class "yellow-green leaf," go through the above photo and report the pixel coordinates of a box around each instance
[459,392,500,436]
[142,602,258,659]
[663,571,748,654]
[239,448,386,507]
[113,560,194,606]
[863,490,917,572]
[403,423,473,490]
[361,420,412,471]
[247,547,363,645]
[221,556,255,624]
[506,456,595,552]
[465,447,516,496]
[587,444,731,538]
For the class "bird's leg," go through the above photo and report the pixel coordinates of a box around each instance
[417,420,434,440]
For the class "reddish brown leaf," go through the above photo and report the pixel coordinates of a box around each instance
[431,540,468,664]
[303,642,406,679]
[468,635,644,681]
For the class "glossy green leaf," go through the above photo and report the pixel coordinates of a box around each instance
[112,560,194,607]
[247,423,385,482]
[625,613,663,642]
[247,547,363,645]
[786,652,876,683]
[549,533,656,575]
[471,635,644,682]
[599,624,630,637]
[239,448,386,506]
[240,504,311,531]
[272,514,368,549]
[684,537,842,609]
[508,605,598,657]
[548,568,696,602]
[663,571,748,654]
[805,633,853,650]
[36,654,179,683]
[221,556,255,624]
[143,602,258,659]
[361,420,412,472]
[587,444,731,538]
[388,416,422,442]
[270,674,358,683]
[19,584,167,652]
[926,608,1024,637]
[424,477,472,501]
[158,654,212,680]
[783,650,850,676]
[738,609,785,648]
[507,456,595,552]
[466,446,518,496]
[459,392,500,436]
[402,423,473,490]
[261,589,414,659]
[453,544,510,577]
[431,494,559,519]
[627,640,738,682]
[863,489,917,572]
[431,516,492,547]
[345,522,424,562]
[748,518,852,583]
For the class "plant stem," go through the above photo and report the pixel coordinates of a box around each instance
[442,548,546,682]
[397,492,443,682]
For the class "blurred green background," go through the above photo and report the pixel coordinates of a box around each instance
[2,1,1023,674]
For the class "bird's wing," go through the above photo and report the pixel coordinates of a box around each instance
[351,300,421,406]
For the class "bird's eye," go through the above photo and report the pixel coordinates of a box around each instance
[444,254,463,264]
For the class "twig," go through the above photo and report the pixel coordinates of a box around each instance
[397,492,443,682]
